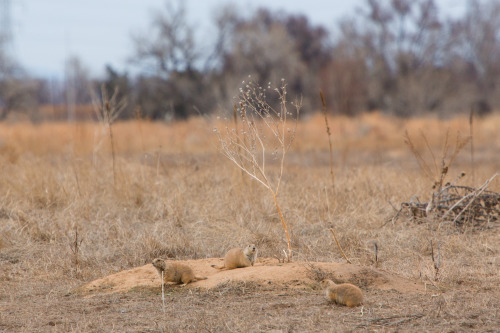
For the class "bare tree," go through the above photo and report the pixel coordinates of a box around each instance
[337,0,459,116]
[321,20,368,115]
[0,78,39,120]
[131,0,214,119]
[458,0,500,114]
[216,9,329,110]
[204,4,240,72]
[64,56,91,121]
[132,0,197,77]
[0,34,39,120]
[227,14,305,85]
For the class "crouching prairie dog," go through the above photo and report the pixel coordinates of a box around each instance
[152,258,207,286]
[211,244,258,270]
[321,279,363,307]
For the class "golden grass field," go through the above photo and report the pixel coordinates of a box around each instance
[0,112,499,331]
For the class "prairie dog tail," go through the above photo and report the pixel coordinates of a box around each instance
[194,276,208,281]
[211,264,225,270]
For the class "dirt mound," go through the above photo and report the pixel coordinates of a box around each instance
[79,258,424,295]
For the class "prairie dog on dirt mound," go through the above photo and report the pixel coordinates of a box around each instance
[321,279,363,307]
[211,244,258,270]
[152,258,207,286]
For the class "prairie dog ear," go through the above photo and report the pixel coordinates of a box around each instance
[320,279,335,287]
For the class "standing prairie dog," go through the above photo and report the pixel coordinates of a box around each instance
[211,244,258,270]
[321,279,363,307]
[152,258,207,286]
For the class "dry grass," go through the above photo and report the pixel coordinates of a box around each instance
[0,112,499,331]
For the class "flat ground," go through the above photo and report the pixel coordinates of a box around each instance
[0,113,499,332]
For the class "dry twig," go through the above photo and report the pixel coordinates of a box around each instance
[69,225,83,277]
[320,90,335,189]
[329,228,352,264]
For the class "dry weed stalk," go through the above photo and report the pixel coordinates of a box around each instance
[404,130,467,189]
[320,90,335,189]
[373,241,379,265]
[215,78,300,261]
[430,239,441,280]
[69,225,83,277]
[135,106,146,152]
[329,228,352,264]
[404,130,470,215]
[232,104,246,184]
[469,108,475,185]
[91,85,127,186]
[161,271,166,313]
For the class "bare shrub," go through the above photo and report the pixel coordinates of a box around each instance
[214,78,301,260]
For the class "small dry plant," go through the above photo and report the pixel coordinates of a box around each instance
[69,225,83,277]
[161,271,166,313]
[404,129,469,198]
[430,239,441,280]
[91,85,127,186]
[214,78,301,260]
[320,90,335,189]
[329,228,351,264]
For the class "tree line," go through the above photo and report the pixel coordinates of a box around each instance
[0,0,499,121]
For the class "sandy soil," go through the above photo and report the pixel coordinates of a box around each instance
[79,258,426,295]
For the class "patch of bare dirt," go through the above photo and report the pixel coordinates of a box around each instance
[78,257,425,295]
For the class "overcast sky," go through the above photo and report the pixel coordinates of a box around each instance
[7,0,466,80]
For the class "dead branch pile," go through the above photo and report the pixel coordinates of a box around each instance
[391,173,499,230]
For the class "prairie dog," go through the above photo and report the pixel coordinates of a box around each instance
[212,244,258,270]
[320,279,363,307]
[152,258,207,286]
